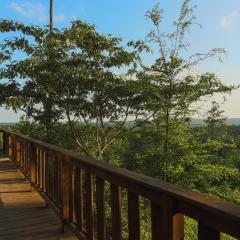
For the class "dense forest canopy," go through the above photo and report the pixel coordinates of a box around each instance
[0,0,239,239]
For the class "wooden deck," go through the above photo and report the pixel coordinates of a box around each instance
[0,156,77,240]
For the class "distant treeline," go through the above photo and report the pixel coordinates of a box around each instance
[191,118,240,126]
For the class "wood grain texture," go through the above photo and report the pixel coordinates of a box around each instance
[96,177,106,240]
[3,131,240,240]
[128,191,140,240]
[0,156,77,240]
[85,172,94,240]
[198,222,223,240]
[110,184,121,240]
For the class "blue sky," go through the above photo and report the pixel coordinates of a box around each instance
[0,0,240,121]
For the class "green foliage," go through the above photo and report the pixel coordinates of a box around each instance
[0,18,151,157]
[1,1,239,239]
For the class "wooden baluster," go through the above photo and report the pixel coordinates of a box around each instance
[48,153,53,200]
[30,143,37,185]
[51,153,55,201]
[0,131,2,152]
[12,136,16,163]
[151,201,163,240]
[16,141,20,167]
[45,152,49,195]
[28,142,31,176]
[50,153,55,201]
[37,148,40,186]
[39,149,43,190]
[96,177,106,240]
[61,156,70,231]
[52,154,56,203]
[128,192,140,240]
[173,214,184,240]
[74,167,84,231]
[49,152,52,198]
[8,135,12,159]
[110,184,121,240]
[25,141,27,172]
[86,172,94,240]
[3,131,8,155]
[57,154,62,209]
[43,151,46,192]
[151,197,184,240]
[24,141,26,171]
[13,136,16,161]
[55,156,58,204]
[23,141,25,172]
[19,141,24,168]
[26,142,29,175]
[20,140,22,168]
[68,163,73,222]
[54,155,58,204]
[198,223,223,240]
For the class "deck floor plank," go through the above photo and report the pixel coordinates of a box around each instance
[0,157,78,240]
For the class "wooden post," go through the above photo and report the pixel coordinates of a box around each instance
[151,197,184,240]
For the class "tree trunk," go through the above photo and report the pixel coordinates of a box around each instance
[163,107,169,181]
[50,0,54,33]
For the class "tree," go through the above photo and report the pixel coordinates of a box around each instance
[205,101,227,140]
[0,0,56,142]
[45,21,151,159]
[0,19,152,159]
[137,0,235,180]
[203,101,235,160]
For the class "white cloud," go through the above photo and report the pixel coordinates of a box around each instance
[10,2,25,15]
[10,2,65,23]
[10,2,47,22]
[220,11,240,28]
[54,13,65,22]
[39,15,48,23]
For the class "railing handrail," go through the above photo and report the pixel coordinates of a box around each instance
[3,130,240,239]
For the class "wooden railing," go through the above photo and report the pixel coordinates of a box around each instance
[2,130,240,240]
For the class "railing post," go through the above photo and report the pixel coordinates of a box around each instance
[151,196,184,240]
